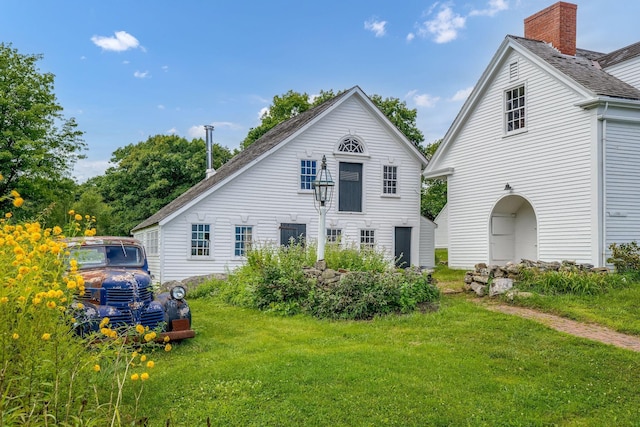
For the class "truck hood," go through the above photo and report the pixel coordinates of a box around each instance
[79,268,151,288]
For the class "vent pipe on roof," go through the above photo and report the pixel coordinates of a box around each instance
[204,124,216,178]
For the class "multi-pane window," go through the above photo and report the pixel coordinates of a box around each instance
[234,226,253,257]
[360,229,375,249]
[191,224,210,256]
[326,228,342,243]
[383,165,397,195]
[505,85,526,132]
[338,136,364,153]
[147,230,159,255]
[300,160,317,190]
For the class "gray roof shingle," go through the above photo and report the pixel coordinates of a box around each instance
[509,35,640,101]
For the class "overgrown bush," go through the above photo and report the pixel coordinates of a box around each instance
[516,269,628,295]
[0,193,169,425]
[608,241,640,275]
[191,242,440,320]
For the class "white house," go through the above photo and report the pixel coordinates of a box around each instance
[423,2,640,270]
[132,86,432,283]
[434,203,448,249]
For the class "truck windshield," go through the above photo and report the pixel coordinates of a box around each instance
[70,245,144,269]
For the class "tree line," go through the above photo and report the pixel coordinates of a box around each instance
[0,43,446,236]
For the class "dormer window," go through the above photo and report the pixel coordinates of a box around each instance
[338,136,364,153]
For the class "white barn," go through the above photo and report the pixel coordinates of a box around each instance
[433,204,448,249]
[132,87,433,283]
[423,2,640,269]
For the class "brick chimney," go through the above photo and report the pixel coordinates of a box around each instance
[524,2,577,56]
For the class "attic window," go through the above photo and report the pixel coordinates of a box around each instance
[338,136,364,154]
[509,61,519,81]
[505,85,526,134]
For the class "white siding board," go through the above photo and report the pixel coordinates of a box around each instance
[605,57,640,90]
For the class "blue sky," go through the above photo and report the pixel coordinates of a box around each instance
[1,1,639,182]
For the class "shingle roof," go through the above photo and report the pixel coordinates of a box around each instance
[597,41,640,69]
[509,35,640,101]
[131,87,355,232]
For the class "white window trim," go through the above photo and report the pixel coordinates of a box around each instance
[503,82,528,137]
[232,224,254,259]
[147,229,159,256]
[333,134,369,157]
[188,223,213,260]
[299,158,318,193]
[381,164,400,198]
[360,228,376,249]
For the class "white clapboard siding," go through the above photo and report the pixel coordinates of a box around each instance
[605,56,640,90]
[158,96,424,282]
[437,49,596,269]
[419,217,436,268]
[605,121,640,252]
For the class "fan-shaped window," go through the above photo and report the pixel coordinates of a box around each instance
[338,136,364,154]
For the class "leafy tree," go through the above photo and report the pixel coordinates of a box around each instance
[94,134,233,235]
[71,185,114,235]
[369,94,424,150]
[0,43,85,220]
[421,139,447,220]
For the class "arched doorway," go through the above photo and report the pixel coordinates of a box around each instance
[489,195,537,265]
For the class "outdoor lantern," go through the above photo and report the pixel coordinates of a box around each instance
[312,155,335,206]
[312,155,334,262]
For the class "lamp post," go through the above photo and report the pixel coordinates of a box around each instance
[312,155,335,262]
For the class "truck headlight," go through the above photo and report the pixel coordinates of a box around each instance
[170,286,186,300]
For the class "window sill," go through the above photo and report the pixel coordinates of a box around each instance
[503,128,528,138]
[380,194,400,199]
[297,190,315,195]
[187,256,215,261]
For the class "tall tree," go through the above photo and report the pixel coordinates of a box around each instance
[0,43,85,220]
[421,139,447,220]
[94,134,233,235]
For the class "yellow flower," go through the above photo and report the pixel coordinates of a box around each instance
[146,360,155,369]
[163,336,170,343]
[131,373,139,381]
[0,297,8,304]
[10,190,20,198]
[84,229,96,237]
[140,355,147,362]
[100,327,110,336]
[141,372,149,381]
[52,226,62,235]
[12,333,19,340]
[132,351,139,359]
[99,317,110,328]
[42,333,51,341]
[32,297,42,305]
[93,364,101,372]
[76,302,84,309]
[46,301,56,309]
[135,324,145,334]
[5,212,11,219]
[144,331,157,342]
[66,280,76,289]
[12,197,24,208]
[164,344,172,352]
[74,214,82,221]
[68,209,75,215]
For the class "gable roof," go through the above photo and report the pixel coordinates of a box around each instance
[425,35,640,176]
[597,41,640,69]
[132,86,427,232]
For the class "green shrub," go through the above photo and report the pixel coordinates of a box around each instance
[608,241,640,275]
[195,242,440,320]
[516,270,627,295]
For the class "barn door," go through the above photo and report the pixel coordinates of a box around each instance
[339,162,362,212]
[394,227,412,268]
[280,223,306,246]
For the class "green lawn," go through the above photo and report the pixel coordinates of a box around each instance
[133,296,640,426]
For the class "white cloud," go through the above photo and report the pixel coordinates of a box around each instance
[469,0,509,17]
[418,4,466,43]
[80,55,86,60]
[212,121,242,130]
[161,65,169,72]
[166,127,178,134]
[157,104,165,110]
[134,70,149,79]
[406,33,415,42]
[91,31,140,52]
[73,159,113,183]
[364,18,387,37]
[406,90,440,107]
[258,107,269,120]
[122,60,130,65]
[451,86,474,102]
[187,125,205,139]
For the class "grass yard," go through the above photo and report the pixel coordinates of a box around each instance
[133,296,640,426]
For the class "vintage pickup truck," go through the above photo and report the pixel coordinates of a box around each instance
[68,236,195,340]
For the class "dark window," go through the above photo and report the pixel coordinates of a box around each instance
[339,162,363,212]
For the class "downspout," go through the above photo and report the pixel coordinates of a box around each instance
[600,102,609,266]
